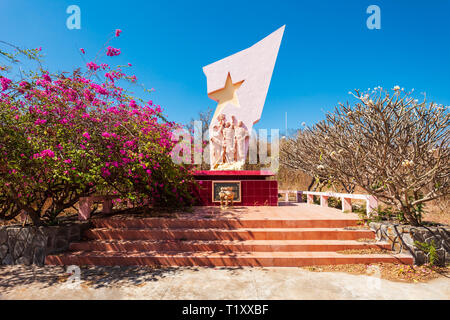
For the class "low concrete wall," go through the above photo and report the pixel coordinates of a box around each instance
[0,221,91,266]
[369,222,450,266]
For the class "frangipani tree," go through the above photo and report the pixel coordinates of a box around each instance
[281,87,449,226]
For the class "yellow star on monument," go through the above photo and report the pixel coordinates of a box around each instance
[208,73,244,121]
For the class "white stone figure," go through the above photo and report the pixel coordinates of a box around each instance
[210,125,224,167]
[230,115,237,126]
[217,113,226,128]
[234,121,249,162]
[223,122,235,163]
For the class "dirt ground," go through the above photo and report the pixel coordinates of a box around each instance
[422,199,450,225]
[305,263,450,283]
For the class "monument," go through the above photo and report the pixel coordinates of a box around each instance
[194,25,285,206]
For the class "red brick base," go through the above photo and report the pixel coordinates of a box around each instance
[193,170,278,206]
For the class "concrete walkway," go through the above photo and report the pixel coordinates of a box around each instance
[0,265,448,300]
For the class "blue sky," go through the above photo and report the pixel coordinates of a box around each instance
[1,0,449,133]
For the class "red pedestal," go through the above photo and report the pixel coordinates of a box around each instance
[193,170,278,206]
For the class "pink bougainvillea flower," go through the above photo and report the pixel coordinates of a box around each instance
[42,73,51,82]
[0,77,12,91]
[83,89,94,102]
[106,46,121,57]
[91,83,109,95]
[82,132,91,140]
[87,62,100,71]
[80,48,85,54]
[34,118,47,125]
[115,29,122,37]
[40,149,55,158]
[101,167,111,177]
[105,72,115,82]
[18,81,28,93]
[129,100,137,108]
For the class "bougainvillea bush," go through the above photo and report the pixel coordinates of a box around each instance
[0,34,194,225]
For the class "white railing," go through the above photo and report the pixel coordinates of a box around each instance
[278,190,303,203]
[278,190,378,216]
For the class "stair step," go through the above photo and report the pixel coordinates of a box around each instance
[45,250,413,267]
[84,228,376,241]
[70,239,390,252]
[91,217,360,229]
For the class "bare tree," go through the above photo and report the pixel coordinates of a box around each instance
[281,131,356,193]
[185,107,213,170]
[281,87,449,226]
[186,107,213,134]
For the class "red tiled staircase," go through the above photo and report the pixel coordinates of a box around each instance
[45,211,413,267]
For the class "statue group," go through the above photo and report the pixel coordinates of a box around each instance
[210,114,249,169]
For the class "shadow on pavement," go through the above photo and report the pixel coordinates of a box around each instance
[0,265,245,291]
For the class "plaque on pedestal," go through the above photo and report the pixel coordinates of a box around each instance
[212,181,241,203]
[193,171,278,206]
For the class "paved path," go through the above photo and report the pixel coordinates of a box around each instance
[99,203,362,221]
[178,203,361,220]
[0,265,448,300]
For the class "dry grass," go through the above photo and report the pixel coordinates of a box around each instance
[343,226,370,230]
[276,168,313,190]
[336,248,392,255]
[355,238,377,243]
[303,263,450,283]
[0,219,18,227]
[422,196,450,225]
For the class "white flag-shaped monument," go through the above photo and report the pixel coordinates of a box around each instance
[204,25,285,169]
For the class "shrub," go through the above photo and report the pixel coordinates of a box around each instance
[0,35,194,225]
[415,240,438,266]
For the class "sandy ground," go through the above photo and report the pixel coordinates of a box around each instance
[0,265,449,300]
